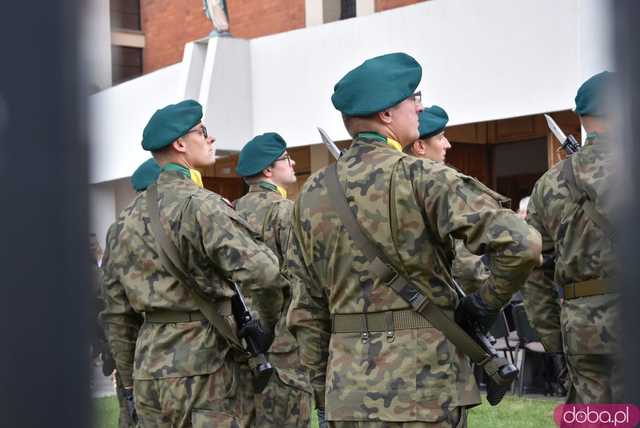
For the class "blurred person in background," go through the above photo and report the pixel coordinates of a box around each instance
[523,71,620,403]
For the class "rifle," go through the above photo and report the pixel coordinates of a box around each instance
[231,281,274,393]
[317,127,518,405]
[544,114,580,155]
[451,280,518,405]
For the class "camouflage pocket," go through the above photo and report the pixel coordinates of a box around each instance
[270,354,313,393]
[255,374,312,427]
[191,408,239,428]
[134,399,164,428]
[326,330,418,420]
[414,328,459,417]
[561,295,620,356]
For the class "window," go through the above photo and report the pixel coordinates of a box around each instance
[341,0,356,19]
[110,0,141,31]
[111,46,143,84]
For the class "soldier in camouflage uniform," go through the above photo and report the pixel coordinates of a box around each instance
[90,234,130,428]
[97,158,162,428]
[101,100,280,427]
[286,53,542,427]
[92,233,134,428]
[522,71,621,403]
[403,105,492,294]
[234,132,313,427]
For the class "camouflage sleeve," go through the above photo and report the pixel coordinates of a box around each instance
[522,178,562,352]
[250,200,294,327]
[452,239,490,294]
[418,165,542,309]
[286,218,331,408]
[100,224,143,387]
[196,196,280,292]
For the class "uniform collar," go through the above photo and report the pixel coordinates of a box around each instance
[163,162,203,188]
[585,131,607,145]
[356,131,402,152]
[252,180,287,199]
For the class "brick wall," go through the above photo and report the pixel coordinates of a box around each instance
[141,0,210,73]
[141,0,305,73]
[375,0,425,12]
[227,0,305,39]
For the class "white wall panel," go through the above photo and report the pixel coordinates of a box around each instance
[89,64,182,183]
[251,0,613,146]
[88,0,614,183]
[200,38,253,151]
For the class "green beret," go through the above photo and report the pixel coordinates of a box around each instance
[331,52,422,116]
[142,100,203,151]
[236,132,287,177]
[575,71,613,117]
[131,158,161,192]
[419,105,449,139]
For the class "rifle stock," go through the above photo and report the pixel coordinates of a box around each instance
[452,280,518,405]
[230,282,274,392]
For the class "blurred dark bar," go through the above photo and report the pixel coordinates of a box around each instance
[0,1,90,427]
[613,1,640,405]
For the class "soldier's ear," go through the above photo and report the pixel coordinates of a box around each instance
[378,109,393,125]
[171,138,188,153]
[262,167,273,178]
[410,140,422,156]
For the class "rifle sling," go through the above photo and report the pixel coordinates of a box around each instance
[562,156,614,240]
[325,163,495,368]
[146,184,243,350]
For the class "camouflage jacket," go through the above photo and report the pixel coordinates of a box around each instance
[523,138,618,355]
[234,182,311,392]
[287,134,541,422]
[100,170,280,387]
[452,240,490,294]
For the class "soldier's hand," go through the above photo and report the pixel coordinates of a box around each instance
[455,292,499,334]
[101,350,116,377]
[238,319,274,354]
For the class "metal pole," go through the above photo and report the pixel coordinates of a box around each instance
[0,1,90,426]
[612,1,640,405]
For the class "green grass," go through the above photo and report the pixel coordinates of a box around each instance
[94,394,562,427]
[468,395,562,428]
[93,396,120,428]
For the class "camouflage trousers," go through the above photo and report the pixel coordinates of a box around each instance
[329,407,467,428]
[255,372,312,427]
[565,353,623,404]
[134,362,255,427]
[115,371,136,428]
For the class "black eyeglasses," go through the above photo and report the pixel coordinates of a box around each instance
[274,154,292,166]
[185,125,208,139]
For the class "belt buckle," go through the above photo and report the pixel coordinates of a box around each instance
[566,283,576,299]
[360,314,369,344]
[385,311,395,343]
[383,265,399,287]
